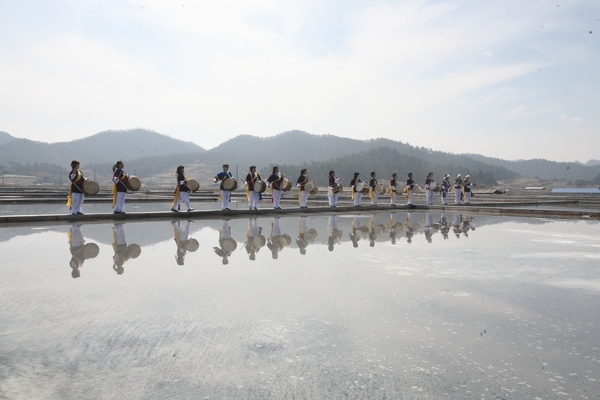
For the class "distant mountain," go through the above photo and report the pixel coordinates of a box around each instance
[585,159,600,167]
[0,131,14,146]
[0,129,205,166]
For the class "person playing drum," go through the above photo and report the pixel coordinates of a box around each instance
[425,172,435,205]
[389,172,398,207]
[406,172,416,206]
[67,160,88,215]
[453,174,463,205]
[350,172,362,207]
[328,170,341,207]
[296,168,309,209]
[214,164,233,210]
[112,160,129,214]
[369,171,379,206]
[267,166,284,209]
[440,174,450,205]
[244,165,262,210]
[171,165,194,212]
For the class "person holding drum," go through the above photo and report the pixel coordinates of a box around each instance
[350,172,362,207]
[214,164,234,210]
[171,165,194,212]
[244,165,262,210]
[453,174,463,204]
[463,175,475,204]
[67,160,88,215]
[406,172,416,206]
[369,171,379,206]
[296,168,309,208]
[328,170,341,207]
[267,166,284,209]
[440,174,451,205]
[425,172,435,205]
[112,161,129,214]
[389,172,398,207]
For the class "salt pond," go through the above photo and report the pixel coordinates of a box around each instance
[1,212,599,399]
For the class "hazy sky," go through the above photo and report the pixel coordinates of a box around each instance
[1,1,598,162]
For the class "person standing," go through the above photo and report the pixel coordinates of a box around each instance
[214,164,233,210]
[406,172,416,205]
[440,174,450,205]
[267,166,284,209]
[171,165,194,212]
[463,175,474,204]
[350,172,362,207]
[453,174,463,205]
[67,160,87,215]
[245,165,262,210]
[369,171,379,206]
[112,161,129,214]
[425,172,435,205]
[296,168,309,208]
[328,170,341,207]
[389,172,398,206]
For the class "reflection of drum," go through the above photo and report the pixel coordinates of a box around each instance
[252,234,266,247]
[280,178,292,192]
[374,184,384,194]
[360,187,370,195]
[355,182,364,192]
[187,238,199,252]
[127,244,142,259]
[222,178,237,191]
[254,180,267,193]
[332,183,343,193]
[221,238,237,252]
[303,232,314,242]
[82,180,99,196]
[308,228,318,238]
[83,243,100,258]
[125,176,141,191]
[304,181,315,192]
[187,179,200,193]
[276,234,292,247]
[373,226,383,235]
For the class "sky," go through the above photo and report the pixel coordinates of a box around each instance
[0,0,598,163]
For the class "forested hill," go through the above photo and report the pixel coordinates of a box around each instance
[0,131,14,146]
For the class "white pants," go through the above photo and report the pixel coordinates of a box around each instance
[71,192,84,214]
[464,191,471,203]
[221,190,231,209]
[440,191,448,205]
[353,192,362,206]
[407,189,414,205]
[390,191,397,205]
[454,188,461,204]
[272,189,282,208]
[114,192,126,212]
[425,189,433,205]
[328,193,338,206]
[300,190,309,207]
[370,191,378,205]
[249,190,259,209]
[175,191,191,210]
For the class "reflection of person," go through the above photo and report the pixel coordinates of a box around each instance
[461,215,475,236]
[328,170,341,207]
[328,215,342,251]
[350,172,362,207]
[112,161,129,214]
[452,214,462,238]
[214,164,233,211]
[171,165,194,212]
[440,213,450,239]
[406,172,416,206]
[440,174,450,205]
[67,160,87,215]
[425,172,435,206]
[112,223,141,274]
[349,215,363,248]
[244,218,263,261]
[369,171,379,206]
[453,174,463,205]
[244,166,262,211]
[68,224,99,278]
[424,212,434,243]
[296,216,309,255]
[389,173,398,206]
[388,213,397,244]
[405,213,414,244]
[297,169,309,209]
[267,217,289,259]
[267,166,284,209]
[368,214,378,247]
[214,219,236,264]
[172,220,193,265]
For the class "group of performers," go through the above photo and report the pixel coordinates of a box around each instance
[67,161,476,215]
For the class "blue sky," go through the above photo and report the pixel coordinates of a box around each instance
[1,0,598,162]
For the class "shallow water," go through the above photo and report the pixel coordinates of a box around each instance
[1,212,599,399]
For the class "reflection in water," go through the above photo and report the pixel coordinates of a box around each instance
[440,213,450,239]
[296,216,317,255]
[68,224,99,278]
[172,220,199,265]
[244,218,265,261]
[405,212,414,244]
[111,223,141,275]
[266,217,292,259]
[328,215,343,251]
[214,219,237,265]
